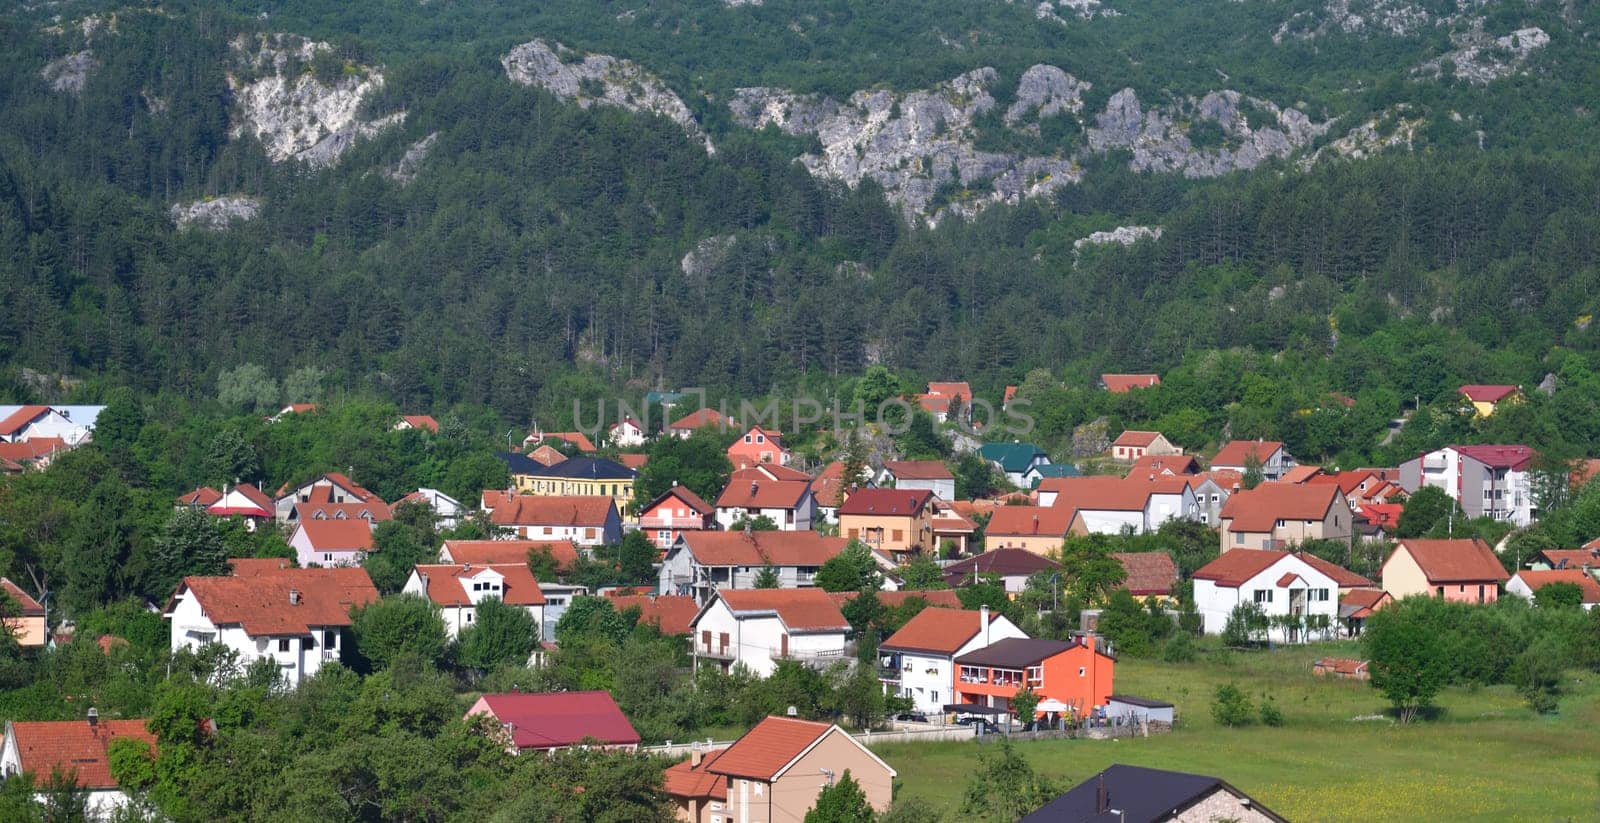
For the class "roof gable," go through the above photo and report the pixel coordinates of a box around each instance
[295,518,376,552]
[838,488,934,517]
[1210,440,1285,467]
[1219,483,1340,532]
[412,563,545,606]
[172,567,378,635]
[475,691,639,749]
[1393,539,1509,584]
[716,478,812,509]
[708,588,849,633]
[879,607,993,655]
[1101,374,1161,393]
[7,719,156,789]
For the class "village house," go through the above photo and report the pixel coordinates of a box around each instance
[0,437,70,471]
[1124,453,1200,479]
[440,538,578,569]
[837,488,936,561]
[1209,440,1295,481]
[1,715,158,816]
[1218,482,1352,552]
[1,578,46,647]
[689,588,850,676]
[667,407,734,438]
[879,606,1028,716]
[917,381,973,423]
[270,403,318,421]
[665,716,896,823]
[1024,463,1082,489]
[808,461,853,524]
[521,429,596,452]
[1111,552,1179,603]
[1100,374,1161,393]
[1021,764,1287,823]
[604,593,700,636]
[953,636,1116,724]
[1506,569,1600,610]
[1307,469,1407,510]
[1035,476,1200,535]
[288,485,394,529]
[1459,384,1522,418]
[165,565,378,686]
[465,691,639,753]
[1398,445,1536,527]
[394,414,440,433]
[498,453,637,511]
[1107,430,1181,462]
[403,563,546,638]
[1381,538,1509,603]
[984,506,1074,555]
[0,404,101,445]
[876,460,956,499]
[929,501,978,556]
[273,472,381,522]
[714,476,816,532]
[978,442,1051,487]
[1192,550,1361,641]
[481,493,623,546]
[1187,470,1241,526]
[1338,588,1392,635]
[289,518,376,567]
[639,485,718,550]
[1314,657,1371,680]
[941,549,1061,595]
[726,426,792,469]
[395,488,465,529]
[659,531,847,603]
[176,483,276,529]
[1531,548,1600,575]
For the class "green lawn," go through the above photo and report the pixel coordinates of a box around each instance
[875,643,1600,821]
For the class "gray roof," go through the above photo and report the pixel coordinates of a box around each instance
[954,638,1075,668]
[1020,764,1286,823]
[496,453,635,480]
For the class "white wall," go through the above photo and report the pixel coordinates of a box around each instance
[167,588,342,685]
[690,601,846,677]
[1194,555,1340,641]
[890,616,1028,715]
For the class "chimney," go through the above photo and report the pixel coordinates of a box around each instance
[289,588,301,606]
[786,705,798,717]
[690,744,703,768]
[87,707,98,730]
[980,605,991,645]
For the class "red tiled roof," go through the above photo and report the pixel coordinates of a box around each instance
[178,486,224,507]
[0,456,21,472]
[1460,385,1519,403]
[715,478,812,510]
[708,716,834,781]
[1537,549,1600,570]
[1193,550,1291,588]
[226,557,294,575]
[986,505,1074,537]
[733,464,813,483]
[1220,483,1340,532]
[173,567,378,635]
[617,453,649,470]
[1003,386,1018,405]
[487,495,616,528]
[606,594,699,635]
[1211,440,1284,468]
[715,589,849,632]
[1102,374,1160,393]
[1308,470,1377,495]
[880,607,997,655]
[1039,476,1164,513]
[1570,458,1600,489]
[441,540,580,571]
[668,408,730,431]
[1359,503,1404,529]
[925,381,972,398]
[400,414,439,432]
[678,531,847,567]
[663,748,728,799]
[1279,465,1325,484]
[413,563,545,606]
[1189,470,1243,493]
[827,590,962,610]
[474,691,639,749]
[0,578,44,615]
[1124,455,1200,479]
[810,461,850,509]
[0,406,51,436]
[642,485,715,517]
[1511,569,1600,604]
[1452,444,1535,471]
[318,472,378,501]
[1340,588,1390,618]
[882,460,954,480]
[838,488,934,517]
[0,437,68,462]
[1315,657,1368,676]
[1111,552,1178,596]
[526,444,568,466]
[294,519,375,552]
[7,719,156,789]
[532,431,596,452]
[1392,539,1510,584]
[1111,430,1161,448]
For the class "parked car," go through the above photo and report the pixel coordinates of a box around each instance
[894,712,929,723]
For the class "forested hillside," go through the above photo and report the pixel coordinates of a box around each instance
[4,0,1600,456]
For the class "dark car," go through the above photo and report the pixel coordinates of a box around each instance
[894,712,929,723]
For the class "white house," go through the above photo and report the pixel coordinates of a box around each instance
[876,461,956,500]
[164,566,379,686]
[608,417,647,448]
[689,588,850,676]
[659,531,848,604]
[714,477,816,531]
[403,563,547,638]
[483,493,623,546]
[1210,440,1295,481]
[1398,444,1535,527]
[1506,569,1600,610]
[396,488,466,529]
[274,472,381,522]
[289,518,376,567]
[0,404,101,445]
[1,716,155,816]
[878,606,1028,716]
[1036,476,1200,535]
[1191,550,1346,642]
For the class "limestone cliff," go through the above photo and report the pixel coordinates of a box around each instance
[228,34,404,167]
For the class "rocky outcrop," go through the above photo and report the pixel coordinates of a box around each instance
[1004,65,1089,129]
[227,34,404,167]
[41,51,96,94]
[730,68,1081,222]
[1416,25,1547,84]
[1030,0,1120,25]
[1301,106,1424,167]
[1086,88,1329,178]
[681,234,737,277]
[1073,225,1162,251]
[501,39,713,154]
[1273,0,1485,43]
[385,133,439,184]
[169,196,262,230]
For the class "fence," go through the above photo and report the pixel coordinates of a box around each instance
[641,718,1170,758]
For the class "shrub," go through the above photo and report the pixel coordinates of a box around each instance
[1161,632,1197,663]
[1259,700,1284,727]
[1211,683,1253,727]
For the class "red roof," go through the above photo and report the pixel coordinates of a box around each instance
[641,485,715,518]
[1460,385,1519,403]
[617,453,649,470]
[1003,386,1018,405]
[526,444,568,466]
[172,567,378,635]
[810,461,850,509]
[1511,569,1600,604]
[1194,550,1293,587]
[400,414,440,432]
[668,408,730,431]
[413,563,545,606]
[0,437,68,462]
[1452,444,1535,471]
[882,460,954,480]
[1279,465,1325,484]
[1,578,44,615]
[732,464,812,482]
[1340,588,1391,618]
[942,549,1060,584]
[663,748,728,799]
[1392,539,1509,584]
[473,691,640,749]
[178,486,224,507]
[0,406,51,436]
[226,557,294,575]
[1102,374,1160,393]
[985,505,1074,537]
[487,495,616,528]
[880,607,998,655]
[715,478,812,510]
[838,488,934,517]
[1111,430,1161,449]
[6,719,156,789]
[714,589,849,632]
[1124,454,1200,479]
[1111,552,1178,596]
[531,431,596,452]
[1359,503,1403,529]
[1211,440,1285,468]
[606,594,699,635]
[1219,483,1341,532]
[678,531,847,567]
[708,716,834,781]
[294,519,375,552]
[441,540,580,571]
[827,589,962,610]
[1537,549,1600,570]
[1315,657,1369,676]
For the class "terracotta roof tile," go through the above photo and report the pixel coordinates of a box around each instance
[1452,444,1535,471]
[617,453,649,470]
[642,486,715,517]
[473,691,639,749]
[882,460,955,480]
[732,464,812,482]
[441,540,580,571]
[1460,385,1519,403]
[487,495,616,528]
[1279,465,1325,484]
[294,519,375,552]
[531,431,597,452]
[1511,569,1600,603]
[1124,454,1199,478]
[827,590,962,610]
[1193,550,1290,587]
[172,568,378,636]
[985,505,1075,537]
[880,607,996,655]
[0,578,44,615]
[1220,483,1341,532]
[1111,552,1178,596]
[838,488,934,517]
[0,438,68,462]
[942,549,1060,584]
[400,414,440,432]
[663,748,728,799]
[1294,552,1373,588]
[1393,539,1509,584]
[714,589,849,632]
[715,478,812,509]
[1537,549,1600,570]
[178,487,224,506]
[1210,440,1285,468]
[1111,430,1160,448]
[7,719,155,789]
[413,563,545,606]
[226,557,294,575]
[526,444,568,466]
[606,594,699,635]
[707,716,834,781]
[0,406,52,437]
[677,531,847,567]
[1102,374,1161,393]
[668,408,731,431]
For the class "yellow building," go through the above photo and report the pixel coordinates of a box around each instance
[1459,385,1521,418]
[837,489,935,562]
[503,454,636,513]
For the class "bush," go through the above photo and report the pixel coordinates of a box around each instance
[1161,632,1197,663]
[1211,683,1253,727]
[1259,700,1284,727]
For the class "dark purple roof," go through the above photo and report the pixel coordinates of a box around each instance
[478,691,640,750]
[942,549,1061,585]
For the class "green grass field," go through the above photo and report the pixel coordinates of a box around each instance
[874,642,1600,821]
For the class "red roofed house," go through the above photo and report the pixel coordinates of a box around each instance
[1193,550,1357,641]
[809,461,854,524]
[396,488,466,529]
[1218,483,1352,552]
[726,426,792,469]
[955,636,1115,723]
[440,539,580,571]
[0,437,70,470]
[880,606,1027,716]
[466,691,639,753]
[1308,470,1407,510]
[1533,548,1600,574]
[394,414,440,433]
[1124,453,1200,480]
[1,716,158,815]
[200,484,277,528]
[525,443,568,467]
[1107,431,1181,462]
[521,430,596,452]
[837,488,936,561]
[1100,374,1161,393]
[165,567,378,685]
[1398,445,1535,527]
[917,381,973,423]
[667,407,734,438]
[403,563,546,638]
[482,493,622,546]
[0,405,76,443]
[608,417,648,448]
[273,472,381,522]
[289,518,377,568]
[1312,658,1370,680]
[715,476,815,532]
[661,531,848,604]
[1339,588,1392,635]
[1041,476,1200,536]
[1459,384,1521,418]
[605,594,700,636]
[640,485,718,551]
[876,460,956,499]
[1210,440,1295,481]
[664,746,729,823]
[689,588,850,676]
[1381,538,1509,603]
[1,577,46,647]
[984,505,1075,555]
[1506,569,1600,609]
[269,403,319,421]
[1110,552,1179,602]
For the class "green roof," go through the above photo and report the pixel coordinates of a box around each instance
[978,442,1048,472]
[1028,464,1080,487]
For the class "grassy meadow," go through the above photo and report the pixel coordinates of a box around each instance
[874,641,1600,821]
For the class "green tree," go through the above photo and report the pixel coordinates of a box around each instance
[899,556,948,590]
[1011,686,1041,727]
[363,513,440,594]
[806,770,876,823]
[730,514,780,532]
[957,739,1056,823]
[754,564,780,588]
[456,597,540,673]
[1509,637,1565,714]
[216,364,280,413]
[1056,535,1127,605]
[617,530,660,584]
[203,428,260,486]
[631,432,734,509]
[1211,683,1254,727]
[351,594,448,670]
[1533,581,1584,609]
[841,589,886,635]
[815,541,883,592]
[282,366,327,404]
[897,411,949,460]
[957,575,1019,623]
[1241,453,1264,490]
[555,596,634,645]
[953,451,1001,500]
[1363,597,1453,723]
[834,665,889,730]
[150,507,230,597]
[1395,486,1461,538]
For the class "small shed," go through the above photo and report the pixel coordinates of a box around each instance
[1106,694,1174,726]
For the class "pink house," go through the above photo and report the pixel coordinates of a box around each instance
[1381,538,1509,603]
[726,426,791,469]
[638,485,717,550]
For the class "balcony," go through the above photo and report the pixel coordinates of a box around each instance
[696,644,736,660]
[639,515,711,529]
[773,647,848,669]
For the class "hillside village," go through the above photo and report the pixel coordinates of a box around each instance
[2,376,1599,822]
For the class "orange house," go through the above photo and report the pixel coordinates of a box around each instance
[726,426,792,469]
[952,636,1114,722]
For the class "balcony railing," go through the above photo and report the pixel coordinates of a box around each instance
[697,645,736,660]
[639,516,711,529]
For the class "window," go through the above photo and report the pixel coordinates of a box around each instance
[278,638,291,653]
[1275,519,1286,528]
[324,630,337,647]
[1234,533,1244,545]
[755,434,765,443]
[931,691,940,703]
[1254,590,1273,604]
[657,530,671,541]
[466,613,474,623]
[1200,513,1209,524]
[323,553,334,563]
[1334,515,1340,527]
[585,528,596,539]
[1078,667,1086,677]
[1478,585,1486,603]
[1436,586,1445,598]
[1210,494,1219,504]
[543,527,553,536]
[1311,588,1329,602]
